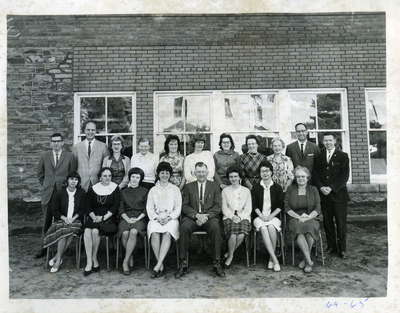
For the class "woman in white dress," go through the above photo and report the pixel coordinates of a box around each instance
[221,166,252,268]
[146,162,182,278]
[251,161,284,272]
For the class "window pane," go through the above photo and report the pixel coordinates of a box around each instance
[290,94,317,130]
[107,97,133,133]
[219,94,277,132]
[157,96,185,132]
[367,91,386,129]
[369,131,387,175]
[317,94,341,129]
[80,97,106,134]
[185,95,211,132]
[317,132,343,151]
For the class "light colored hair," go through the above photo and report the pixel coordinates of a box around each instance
[271,137,286,148]
[111,135,124,146]
[294,165,311,180]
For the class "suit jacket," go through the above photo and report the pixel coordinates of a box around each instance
[286,140,320,173]
[251,182,284,220]
[102,155,131,189]
[51,187,86,221]
[312,148,350,202]
[37,150,77,205]
[182,180,222,220]
[72,139,109,191]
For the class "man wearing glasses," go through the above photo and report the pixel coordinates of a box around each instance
[286,122,320,173]
[35,133,77,258]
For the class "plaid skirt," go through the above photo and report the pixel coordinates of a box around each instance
[43,220,82,249]
[223,218,251,238]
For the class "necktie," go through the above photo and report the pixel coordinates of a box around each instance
[55,152,59,166]
[300,143,304,157]
[327,151,332,163]
[199,183,203,213]
[88,141,91,158]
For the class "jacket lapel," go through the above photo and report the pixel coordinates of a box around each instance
[56,150,66,169]
[192,182,199,211]
[80,141,89,161]
[49,151,56,169]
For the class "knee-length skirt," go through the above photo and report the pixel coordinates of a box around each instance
[118,219,147,237]
[147,219,179,240]
[223,219,251,238]
[253,216,281,232]
[85,218,118,236]
[43,220,82,249]
[287,218,320,241]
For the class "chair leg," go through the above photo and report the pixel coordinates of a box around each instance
[175,240,180,269]
[44,247,50,269]
[77,235,82,270]
[106,237,110,271]
[144,235,148,269]
[245,235,250,267]
[116,236,119,270]
[253,230,257,266]
[147,237,151,270]
[292,239,295,266]
[319,232,325,266]
[280,232,285,266]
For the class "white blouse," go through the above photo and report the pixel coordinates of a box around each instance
[66,189,76,219]
[131,152,158,184]
[221,185,252,222]
[261,180,274,215]
[183,150,215,183]
[146,182,182,221]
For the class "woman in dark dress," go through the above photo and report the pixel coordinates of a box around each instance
[43,172,86,273]
[118,167,148,275]
[83,167,120,276]
[285,165,321,273]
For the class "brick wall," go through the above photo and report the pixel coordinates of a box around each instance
[7,13,386,200]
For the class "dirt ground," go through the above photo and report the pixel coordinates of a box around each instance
[8,201,387,298]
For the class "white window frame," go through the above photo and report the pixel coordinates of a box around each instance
[365,88,386,184]
[73,92,137,153]
[153,88,351,182]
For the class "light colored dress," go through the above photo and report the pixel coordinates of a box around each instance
[159,153,185,187]
[184,150,215,183]
[266,153,294,192]
[146,182,182,240]
[253,180,282,232]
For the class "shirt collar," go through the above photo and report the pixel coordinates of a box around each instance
[260,180,274,189]
[297,140,307,147]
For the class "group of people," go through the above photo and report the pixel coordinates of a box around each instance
[37,120,350,278]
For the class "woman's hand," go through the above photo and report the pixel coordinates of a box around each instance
[61,216,70,224]
[232,215,241,223]
[129,217,138,224]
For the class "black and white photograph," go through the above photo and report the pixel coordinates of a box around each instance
[1,0,399,312]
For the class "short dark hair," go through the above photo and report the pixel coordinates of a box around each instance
[156,161,173,177]
[192,133,207,147]
[226,165,242,180]
[219,133,235,150]
[128,167,145,183]
[164,135,181,154]
[258,160,274,175]
[322,132,337,139]
[51,133,63,140]
[295,122,307,131]
[82,120,96,132]
[98,167,113,179]
[245,134,259,146]
[65,171,81,187]
[195,161,208,169]
[138,137,150,145]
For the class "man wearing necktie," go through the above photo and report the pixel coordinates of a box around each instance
[176,162,225,278]
[72,121,109,191]
[286,123,320,173]
[36,133,77,258]
[313,132,350,259]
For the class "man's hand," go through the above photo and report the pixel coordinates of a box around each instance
[196,213,208,226]
[320,186,330,196]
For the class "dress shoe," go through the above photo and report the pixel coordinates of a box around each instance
[298,260,306,269]
[175,265,188,278]
[273,263,281,272]
[83,269,93,277]
[35,249,46,259]
[213,264,226,277]
[122,269,131,276]
[151,270,159,279]
[92,266,100,273]
[267,260,274,270]
[303,265,313,273]
[339,252,347,259]
[326,247,337,255]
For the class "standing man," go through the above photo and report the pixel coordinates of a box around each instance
[286,123,320,173]
[36,133,77,258]
[72,121,109,191]
[175,162,225,278]
[313,133,350,259]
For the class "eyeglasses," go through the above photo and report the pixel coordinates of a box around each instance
[51,140,63,143]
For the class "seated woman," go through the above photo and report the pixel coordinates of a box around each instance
[43,172,86,273]
[285,166,321,273]
[251,161,284,272]
[83,167,120,276]
[221,166,252,268]
[118,167,148,275]
[146,162,182,278]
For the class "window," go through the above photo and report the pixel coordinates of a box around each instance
[74,92,136,156]
[365,88,386,182]
[153,89,350,173]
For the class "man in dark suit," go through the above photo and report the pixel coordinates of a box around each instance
[313,132,350,259]
[36,133,77,258]
[175,162,225,278]
[286,122,320,173]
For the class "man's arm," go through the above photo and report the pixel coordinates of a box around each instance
[206,183,222,219]
[329,153,350,193]
[37,153,45,186]
[182,184,198,220]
